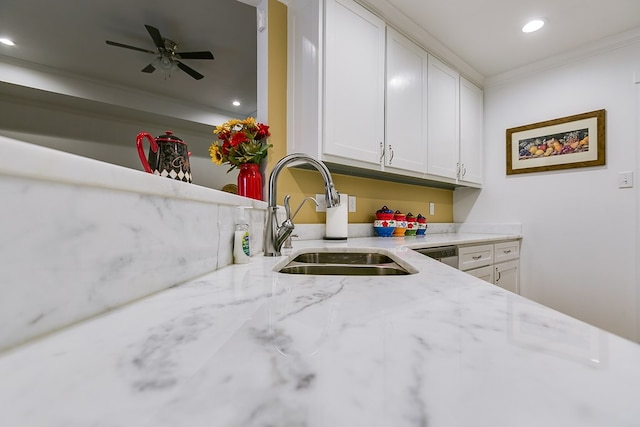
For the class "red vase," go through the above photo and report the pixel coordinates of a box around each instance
[237,163,263,200]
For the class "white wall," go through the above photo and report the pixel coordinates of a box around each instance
[0,90,238,190]
[454,42,640,341]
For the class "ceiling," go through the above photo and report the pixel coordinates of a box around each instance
[0,0,258,117]
[377,0,640,78]
[1,0,640,117]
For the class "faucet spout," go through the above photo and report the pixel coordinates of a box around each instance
[264,153,340,257]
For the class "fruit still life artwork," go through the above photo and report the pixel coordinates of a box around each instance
[506,109,605,175]
[518,128,588,160]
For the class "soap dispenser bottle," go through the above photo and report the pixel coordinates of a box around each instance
[233,206,251,264]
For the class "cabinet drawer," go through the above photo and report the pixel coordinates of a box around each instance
[458,244,493,271]
[494,240,520,263]
[465,265,494,284]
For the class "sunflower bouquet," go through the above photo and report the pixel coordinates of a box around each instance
[209,117,272,172]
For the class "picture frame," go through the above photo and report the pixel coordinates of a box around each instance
[506,109,606,175]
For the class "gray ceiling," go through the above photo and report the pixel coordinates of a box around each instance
[0,0,257,117]
[1,0,640,118]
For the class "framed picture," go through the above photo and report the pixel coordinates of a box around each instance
[506,109,606,175]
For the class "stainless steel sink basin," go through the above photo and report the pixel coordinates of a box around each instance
[276,250,417,276]
[290,252,395,265]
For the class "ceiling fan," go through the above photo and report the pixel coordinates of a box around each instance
[106,24,214,80]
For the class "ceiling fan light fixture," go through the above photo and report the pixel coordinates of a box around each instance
[159,56,174,71]
[522,18,546,33]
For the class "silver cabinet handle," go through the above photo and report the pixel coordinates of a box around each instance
[379,142,384,164]
[388,144,394,164]
[495,267,501,283]
[503,249,512,254]
[472,255,482,260]
[461,164,467,178]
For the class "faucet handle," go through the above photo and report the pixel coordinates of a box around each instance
[284,194,293,220]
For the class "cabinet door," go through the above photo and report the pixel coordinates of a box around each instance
[458,244,493,271]
[427,55,459,179]
[495,260,520,294]
[385,28,428,173]
[324,0,385,165]
[466,265,494,284]
[459,77,483,184]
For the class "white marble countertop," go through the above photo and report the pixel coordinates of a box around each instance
[2,234,640,427]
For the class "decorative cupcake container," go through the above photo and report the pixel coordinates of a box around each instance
[392,210,407,236]
[404,212,417,236]
[373,205,396,237]
[373,206,428,238]
[416,213,428,235]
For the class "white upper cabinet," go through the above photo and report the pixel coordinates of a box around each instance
[287,0,483,188]
[427,55,460,180]
[385,28,428,174]
[459,77,484,185]
[324,0,385,165]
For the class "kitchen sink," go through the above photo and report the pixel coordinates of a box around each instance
[275,250,417,276]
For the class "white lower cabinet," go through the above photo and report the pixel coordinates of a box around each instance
[494,259,519,294]
[459,240,521,294]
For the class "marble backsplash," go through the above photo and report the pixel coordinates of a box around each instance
[1,135,267,352]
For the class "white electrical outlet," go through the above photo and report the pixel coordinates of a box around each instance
[429,202,435,216]
[315,194,327,212]
[348,196,356,212]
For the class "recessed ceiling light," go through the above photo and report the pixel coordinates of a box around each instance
[522,19,546,33]
[232,100,241,107]
[0,38,15,46]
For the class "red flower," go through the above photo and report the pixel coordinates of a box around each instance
[230,132,249,147]
[256,124,270,139]
[222,140,231,155]
[382,220,389,227]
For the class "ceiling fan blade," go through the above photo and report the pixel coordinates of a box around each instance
[106,40,156,54]
[144,24,165,50]
[141,63,156,73]
[176,61,204,80]
[176,51,214,60]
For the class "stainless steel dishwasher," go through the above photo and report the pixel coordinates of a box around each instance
[414,245,459,268]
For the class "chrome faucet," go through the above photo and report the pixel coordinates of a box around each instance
[263,153,341,256]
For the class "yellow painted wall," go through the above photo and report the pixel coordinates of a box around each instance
[266,0,453,224]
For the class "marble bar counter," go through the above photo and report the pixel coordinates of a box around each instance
[2,236,640,427]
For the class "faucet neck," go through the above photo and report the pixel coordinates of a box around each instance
[267,153,339,209]
[263,153,340,257]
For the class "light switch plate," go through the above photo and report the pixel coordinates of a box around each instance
[618,171,634,188]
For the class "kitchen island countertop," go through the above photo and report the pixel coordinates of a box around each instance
[2,234,640,427]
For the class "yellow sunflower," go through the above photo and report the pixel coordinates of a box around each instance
[208,144,224,165]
